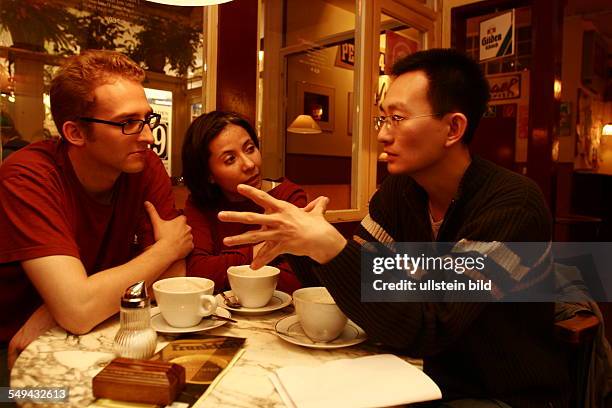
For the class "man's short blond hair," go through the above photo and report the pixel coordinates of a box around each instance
[50,50,145,137]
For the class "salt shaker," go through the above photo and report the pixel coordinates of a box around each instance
[113,281,157,359]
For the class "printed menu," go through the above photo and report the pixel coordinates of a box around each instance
[153,334,246,406]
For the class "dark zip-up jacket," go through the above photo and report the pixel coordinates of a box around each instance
[291,156,570,407]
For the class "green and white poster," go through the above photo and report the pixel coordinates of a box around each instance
[479,10,514,61]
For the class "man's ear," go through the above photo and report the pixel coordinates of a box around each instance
[445,112,468,147]
[62,121,86,146]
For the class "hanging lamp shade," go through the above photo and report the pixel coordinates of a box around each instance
[287,115,322,134]
[145,0,233,6]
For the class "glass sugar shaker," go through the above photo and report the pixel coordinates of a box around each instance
[113,281,157,359]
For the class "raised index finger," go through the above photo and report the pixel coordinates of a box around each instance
[218,210,278,226]
[235,184,285,212]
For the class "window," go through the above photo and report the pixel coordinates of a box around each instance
[0,1,207,173]
[260,0,436,221]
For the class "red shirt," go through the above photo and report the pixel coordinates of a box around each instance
[0,141,177,342]
[185,179,306,294]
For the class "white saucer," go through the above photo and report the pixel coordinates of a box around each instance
[151,307,232,334]
[216,290,292,316]
[274,315,367,349]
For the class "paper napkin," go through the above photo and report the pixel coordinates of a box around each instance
[270,354,441,408]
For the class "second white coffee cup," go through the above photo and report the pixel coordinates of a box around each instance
[227,265,280,308]
[293,287,348,342]
[153,277,217,328]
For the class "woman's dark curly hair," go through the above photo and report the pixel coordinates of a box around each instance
[182,111,259,210]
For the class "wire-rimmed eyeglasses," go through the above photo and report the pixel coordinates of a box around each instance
[78,113,162,135]
[373,113,439,131]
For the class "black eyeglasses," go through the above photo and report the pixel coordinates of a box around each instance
[78,113,162,135]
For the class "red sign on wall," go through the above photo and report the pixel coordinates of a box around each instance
[384,30,419,75]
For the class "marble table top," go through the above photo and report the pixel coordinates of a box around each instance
[11,305,421,408]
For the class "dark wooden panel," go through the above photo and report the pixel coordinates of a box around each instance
[553,163,575,217]
[526,0,564,208]
[217,0,257,122]
[471,104,517,171]
[285,154,351,184]
[571,172,612,241]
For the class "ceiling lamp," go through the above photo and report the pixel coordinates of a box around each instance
[145,0,233,5]
[287,115,322,134]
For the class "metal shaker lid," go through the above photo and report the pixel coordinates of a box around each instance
[121,281,150,308]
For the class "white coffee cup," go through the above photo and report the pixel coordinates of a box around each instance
[152,277,217,328]
[226,265,280,308]
[293,287,348,342]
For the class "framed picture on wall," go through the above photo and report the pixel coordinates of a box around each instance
[559,102,571,137]
[297,82,335,131]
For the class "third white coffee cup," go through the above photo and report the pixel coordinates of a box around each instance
[153,277,217,328]
[227,265,280,308]
[293,287,348,342]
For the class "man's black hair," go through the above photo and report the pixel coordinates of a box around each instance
[391,48,490,144]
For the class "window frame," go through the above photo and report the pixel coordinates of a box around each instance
[259,0,437,222]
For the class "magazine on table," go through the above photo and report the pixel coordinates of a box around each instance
[153,334,246,406]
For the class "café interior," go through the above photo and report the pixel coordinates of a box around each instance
[1,0,612,406]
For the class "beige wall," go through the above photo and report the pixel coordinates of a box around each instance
[286,0,355,47]
[285,48,354,156]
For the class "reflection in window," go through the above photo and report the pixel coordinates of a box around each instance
[0,1,204,174]
[283,0,357,210]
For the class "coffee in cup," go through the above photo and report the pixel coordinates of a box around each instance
[226,265,280,308]
[293,287,348,342]
[152,277,217,328]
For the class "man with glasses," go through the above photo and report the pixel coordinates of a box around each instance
[219,49,569,406]
[0,50,192,378]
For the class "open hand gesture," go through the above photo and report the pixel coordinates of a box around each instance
[218,184,346,269]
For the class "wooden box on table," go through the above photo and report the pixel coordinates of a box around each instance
[92,357,185,405]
